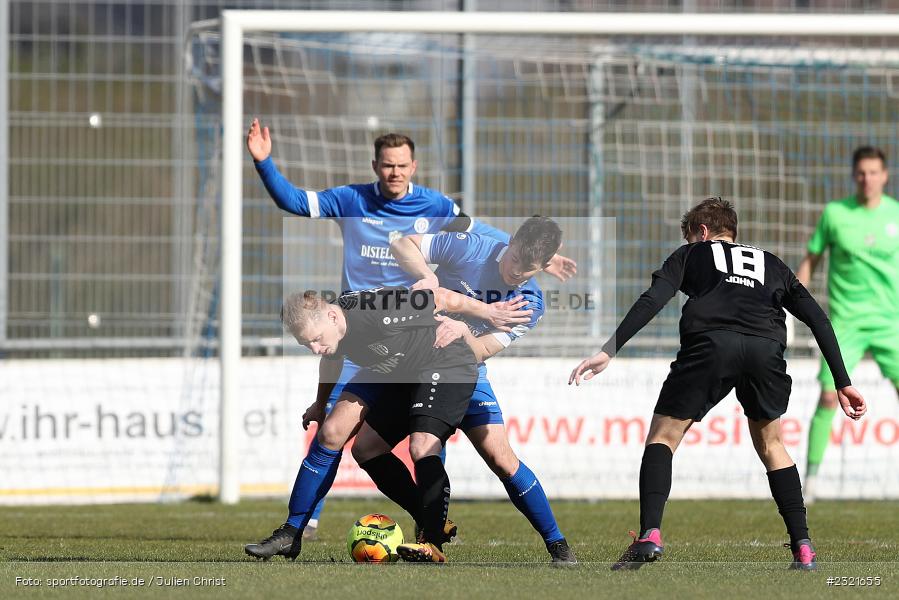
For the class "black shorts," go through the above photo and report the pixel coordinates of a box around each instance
[656,330,792,421]
[348,364,477,447]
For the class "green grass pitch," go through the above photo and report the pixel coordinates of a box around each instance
[1,498,897,599]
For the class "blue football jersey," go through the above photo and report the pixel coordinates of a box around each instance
[256,157,462,291]
[420,232,544,349]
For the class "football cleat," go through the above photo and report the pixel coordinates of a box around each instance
[396,542,447,563]
[611,528,664,571]
[787,539,817,571]
[244,523,302,561]
[547,538,577,565]
[415,519,458,546]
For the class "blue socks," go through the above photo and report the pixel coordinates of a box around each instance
[303,442,443,528]
[309,497,326,524]
[501,461,563,545]
[286,438,342,529]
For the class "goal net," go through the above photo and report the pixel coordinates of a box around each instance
[194,17,899,503]
[189,23,899,356]
[7,11,899,506]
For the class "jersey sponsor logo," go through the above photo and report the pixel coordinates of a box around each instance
[412,402,423,408]
[458,279,477,297]
[362,217,384,226]
[382,317,391,325]
[370,356,402,374]
[478,400,497,407]
[388,230,402,244]
[361,244,393,259]
[368,343,389,356]
[339,294,359,310]
[455,233,467,240]
[414,217,429,233]
[338,288,384,310]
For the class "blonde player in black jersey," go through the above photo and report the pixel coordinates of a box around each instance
[569,197,866,572]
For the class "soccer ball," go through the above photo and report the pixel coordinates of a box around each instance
[346,513,404,563]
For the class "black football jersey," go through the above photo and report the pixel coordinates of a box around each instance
[660,241,798,344]
[323,287,475,376]
[601,240,851,387]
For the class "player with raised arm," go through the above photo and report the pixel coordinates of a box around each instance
[244,287,527,562]
[246,120,576,539]
[796,146,899,502]
[569,197,866,571]
[348,216,575,564]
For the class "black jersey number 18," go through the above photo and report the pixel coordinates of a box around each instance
[710,242,766,284]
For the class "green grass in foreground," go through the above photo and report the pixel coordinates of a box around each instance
[1,498,897,599]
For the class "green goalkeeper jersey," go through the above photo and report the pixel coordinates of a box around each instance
[808,194,899,327]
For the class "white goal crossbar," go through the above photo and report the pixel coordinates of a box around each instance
[219,10,899,503]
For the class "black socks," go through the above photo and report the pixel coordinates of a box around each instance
[359,453,421,523]
[414,455,450,547]
[767,464,809,546]
[639,443,673,535]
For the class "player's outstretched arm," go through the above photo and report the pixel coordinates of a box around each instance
[433,288,532,332]
[568,351,611,386]
[246,118,272,162]
[432,315,504,363]
[837,385,867,421]
[568,252,682,387]
[249,118,329,217]
[783,276,854,391]
[390,234,438,290]
[432,315,505,361]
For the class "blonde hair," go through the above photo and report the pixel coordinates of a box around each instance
[280,291,329,332]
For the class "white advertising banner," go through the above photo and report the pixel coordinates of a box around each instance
[1,356,896,504]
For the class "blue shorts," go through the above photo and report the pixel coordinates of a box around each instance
[459,364,504,431]
[324,358,362,414]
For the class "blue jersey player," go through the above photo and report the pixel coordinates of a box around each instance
[350,217,576,564]
[244,121,577,547]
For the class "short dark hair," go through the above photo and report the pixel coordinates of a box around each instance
[510,216,563,266]
[374,133,415,161]
[680,197,738,241]
[852,146,887,170]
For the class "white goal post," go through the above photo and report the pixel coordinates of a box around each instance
[219,10,899,504]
